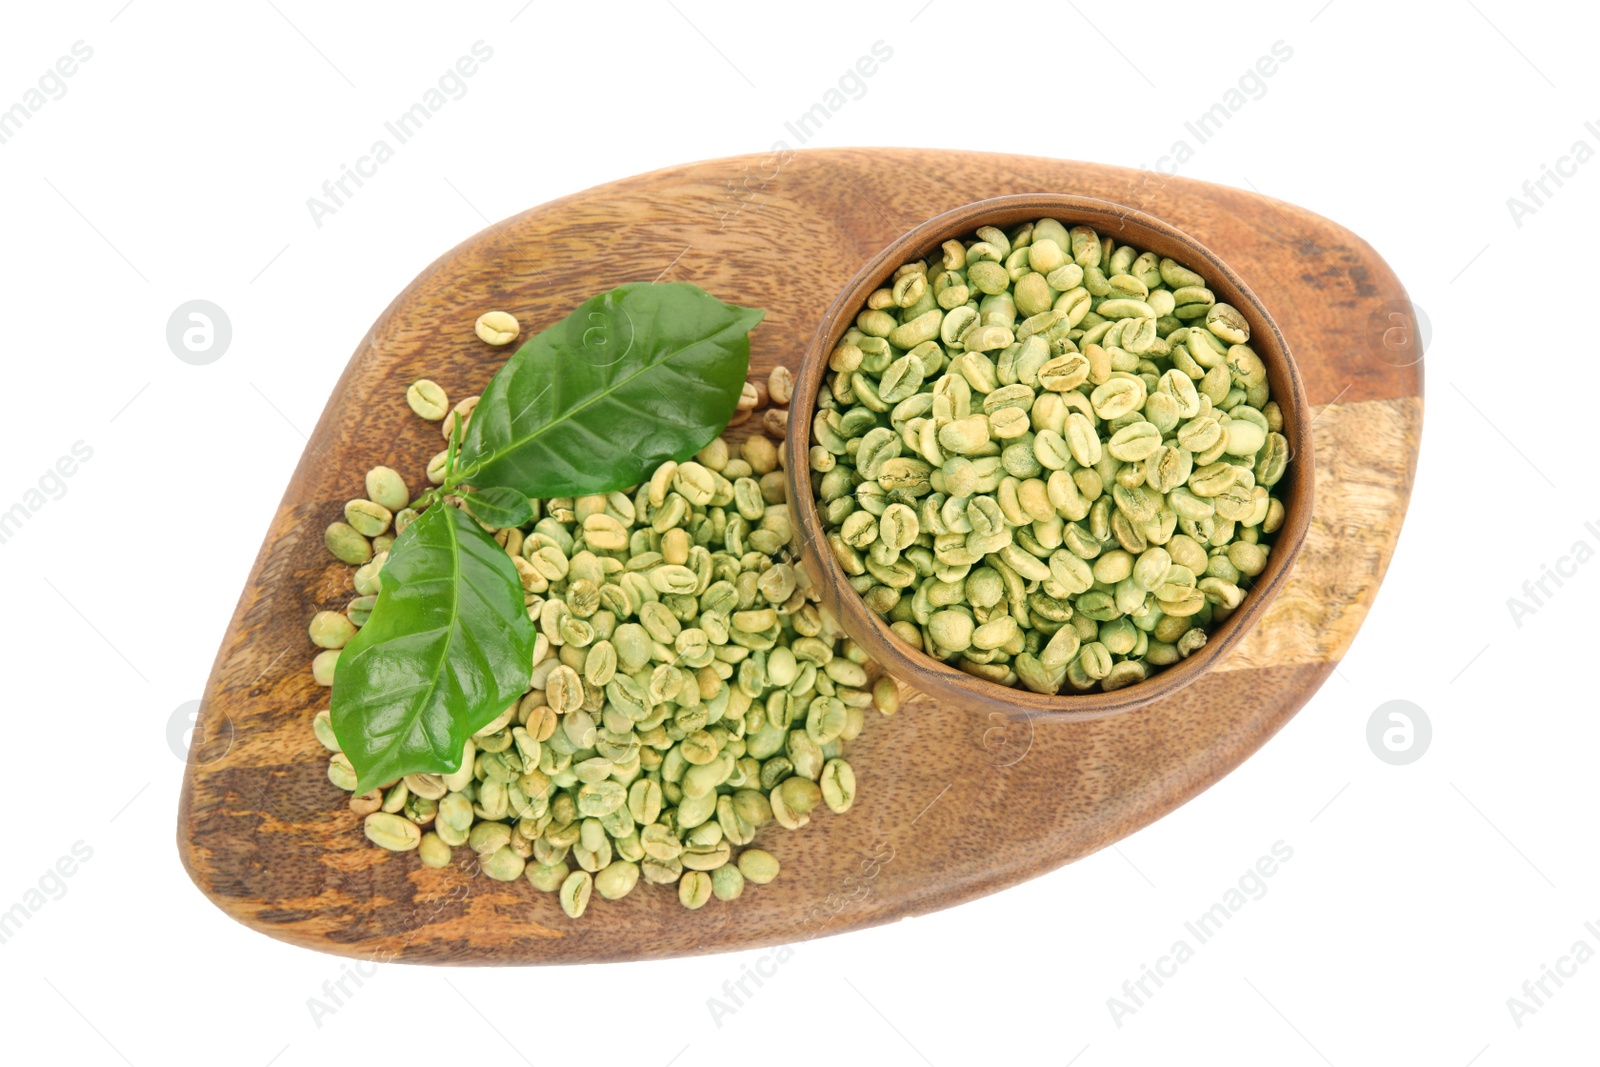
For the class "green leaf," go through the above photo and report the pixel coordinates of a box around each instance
[462,487,534,529]
[456,282,764,497]
[330,503,536,794]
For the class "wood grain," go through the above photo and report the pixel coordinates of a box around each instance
[177,149,1423,965]
[1217,394,1420,673]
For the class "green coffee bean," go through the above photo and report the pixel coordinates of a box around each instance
[311,649,341,687]
[678,869,713,909]
[1103,659,1149,690]
[482,845,527,881]
[365,467,410,512]
[1091,376,1146,420]
[1108,422,1162,462]
[311,709,340,752]
[326,752,357,791]
[737,848,780,884]
[929,609,975,650]
[418,832,451,868]
[1206,303,1250,344]
[344,594,377,628]
[820,758,855,813]
[559,870,593,918]
[364,812,422,851]
[474,311,520,346]
[712,864,745,901]
[1224,420,1267,456]
[406,379,449,421]
[325,522,372,565]
[1039,625,1081,670]
[594,860,640,900]
[309,610,357,650]
[525,861,568,893]
[1189,462,1237,498]
[344,499,392,538]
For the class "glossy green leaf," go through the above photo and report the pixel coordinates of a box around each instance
[330,503,536,793]
[456,282,764,497]
[462,486,534,529]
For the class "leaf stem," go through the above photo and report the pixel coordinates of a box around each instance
[408,487,444,511]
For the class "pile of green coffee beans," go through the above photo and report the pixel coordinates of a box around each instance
[809,219,1289,695]
[309,362,899,917]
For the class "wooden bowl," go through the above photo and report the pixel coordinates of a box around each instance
[783,193,1314,721]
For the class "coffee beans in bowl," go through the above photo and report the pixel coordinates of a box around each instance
[785,194,1311,715]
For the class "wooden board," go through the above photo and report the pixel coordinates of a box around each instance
[177,149,1423,965]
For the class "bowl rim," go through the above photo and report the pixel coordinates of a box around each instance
[782,191,1314,721]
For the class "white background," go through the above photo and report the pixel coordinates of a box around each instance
[1,1,1594,1063]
